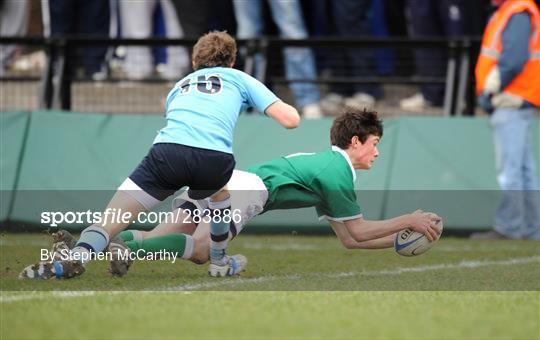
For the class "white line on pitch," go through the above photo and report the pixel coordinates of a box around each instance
[0,290,193,303]
[159,256,540,291]
[3,256,537,302]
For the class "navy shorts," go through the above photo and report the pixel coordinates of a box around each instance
[129,143,235,201]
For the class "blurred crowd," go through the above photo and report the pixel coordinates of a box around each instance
[0,0,517,116]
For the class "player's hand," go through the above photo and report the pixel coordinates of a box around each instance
[407,210,441,242]
[425,212,443,240]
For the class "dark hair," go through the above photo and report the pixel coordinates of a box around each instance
[330,107,383,148]
[192,31,237,70]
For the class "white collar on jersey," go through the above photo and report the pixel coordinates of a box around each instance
[331,145,357,182]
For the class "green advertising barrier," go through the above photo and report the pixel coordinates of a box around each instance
[383,117,500,228]
[15,110,164,189]
[2,110,539,231]
[9,110,165,224]
[0,112,30,220]
[234,115,333,168]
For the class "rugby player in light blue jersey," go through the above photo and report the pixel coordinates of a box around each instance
[20,31,300,280]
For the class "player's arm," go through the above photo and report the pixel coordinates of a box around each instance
[265,100,300,129]
[242,73,300,129]
[342,210,441,242]
[329,220,395,249]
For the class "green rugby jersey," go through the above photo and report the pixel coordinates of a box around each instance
[247,146,362,221]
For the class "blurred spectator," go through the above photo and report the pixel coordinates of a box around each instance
[0,0,30,76]
[400,0,471,111]
[466,0,493,35]
[42,0,110,78]
[233,0,322,119]
[319,0,384,115]
[169,0,212,38]
[471,0,540,240]
[369,0,395,76]
[207,0,237,34]
[119,0,190,80]
[384,0,408,37]
[383,0,415,77]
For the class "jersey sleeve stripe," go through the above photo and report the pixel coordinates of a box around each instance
[318,213,364,222]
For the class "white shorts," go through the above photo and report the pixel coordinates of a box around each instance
[171,170,269,235]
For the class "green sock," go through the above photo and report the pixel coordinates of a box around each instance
[125,234,194,259]
[118,230,134,242]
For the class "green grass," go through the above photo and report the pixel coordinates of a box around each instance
[1,233,539,339]
[2,291,539,340]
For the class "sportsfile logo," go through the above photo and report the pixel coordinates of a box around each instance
[40,208,242,227]
[40,249,180,263]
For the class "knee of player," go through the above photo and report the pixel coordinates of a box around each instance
[210,187,230,202]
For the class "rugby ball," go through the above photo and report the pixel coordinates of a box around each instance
[395,217,443,256]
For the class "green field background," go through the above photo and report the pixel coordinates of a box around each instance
[1,110,539,230]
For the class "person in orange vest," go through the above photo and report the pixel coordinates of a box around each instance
[472,0,540,240]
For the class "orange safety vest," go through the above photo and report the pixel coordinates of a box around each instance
[475,0,540,106]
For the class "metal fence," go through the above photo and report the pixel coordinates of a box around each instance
[0,36,481,116]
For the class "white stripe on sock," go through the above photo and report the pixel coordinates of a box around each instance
[182,235,194,259]
[131,230,143,242]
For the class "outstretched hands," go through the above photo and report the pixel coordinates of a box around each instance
[407,210,443,242]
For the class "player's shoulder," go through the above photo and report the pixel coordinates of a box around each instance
[311,149,345,164]
[283,149,337,163]
[320,149,354,179]
[224,67,263,83]
[206,67,259,85]
[282,150,344,175]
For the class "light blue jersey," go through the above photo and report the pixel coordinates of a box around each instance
[153,67,279,154]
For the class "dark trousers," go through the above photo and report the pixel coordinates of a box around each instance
[331,0,382,98]
[406,0,471,105]
[170,0,212,38]
[48,0,110,75]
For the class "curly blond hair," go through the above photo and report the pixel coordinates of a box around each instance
[192,31,237,70]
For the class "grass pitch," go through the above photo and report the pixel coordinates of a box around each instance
[1,233,539,339]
